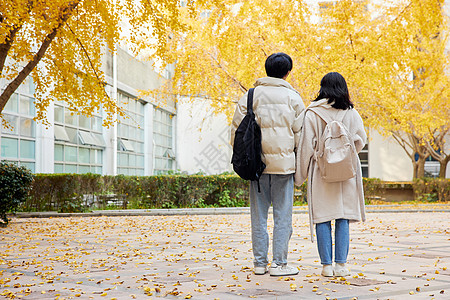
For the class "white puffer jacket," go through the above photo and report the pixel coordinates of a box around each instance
[231,77,305,174]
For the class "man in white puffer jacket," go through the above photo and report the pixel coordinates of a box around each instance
[231,53,305,276]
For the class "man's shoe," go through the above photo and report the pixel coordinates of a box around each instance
[321,264,334,277]
[334,263,350,277]
[254,265,269,275]
[269,263,299,276]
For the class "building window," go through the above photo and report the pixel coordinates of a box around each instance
[54,102,104,174]
[153,108,174,174]
[359,144,368,178]
[0,77,36,172]
[424,155,440,178]
[117,93,145,175]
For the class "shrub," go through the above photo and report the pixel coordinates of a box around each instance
[413,178,450,202]
[23,174,447,212]
[0,162,34,225]
[26,173,103,212]
[363,177,383,204]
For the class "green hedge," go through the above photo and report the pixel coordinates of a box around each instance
[21,174,450,213]
[25,174,255,212]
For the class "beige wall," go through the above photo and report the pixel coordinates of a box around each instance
[368,129,413,181]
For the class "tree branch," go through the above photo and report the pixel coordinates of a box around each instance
[376,2,413,42]
[207,52,248,93]
[65,23,110,100]
[0,25,22,76]
[0,1,79,114]
[391,132,413,158]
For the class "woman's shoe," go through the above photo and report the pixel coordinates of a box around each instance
[334,263,350,277]
[321,264,334,277]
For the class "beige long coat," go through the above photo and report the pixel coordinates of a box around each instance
[231,77,305,174]
[294,99,367,241]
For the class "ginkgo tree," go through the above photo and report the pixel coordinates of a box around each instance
[0,0,198,125]
[359,0,450,178]
[152,0,450,178]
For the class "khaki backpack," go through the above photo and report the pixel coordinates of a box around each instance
[308,107,357,182]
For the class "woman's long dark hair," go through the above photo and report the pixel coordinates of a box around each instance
[314,72,354,110]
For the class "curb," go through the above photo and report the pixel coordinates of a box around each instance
[11,205,450,218]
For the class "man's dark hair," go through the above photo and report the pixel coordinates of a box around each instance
[265,53,293,79]
[314,72,354,110]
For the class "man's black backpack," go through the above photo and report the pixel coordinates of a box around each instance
[231,88,266,192]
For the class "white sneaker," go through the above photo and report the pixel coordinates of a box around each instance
[334,263,350,277]
[269,263,299,276]
[321,264,334,277]
[254,265,269,275]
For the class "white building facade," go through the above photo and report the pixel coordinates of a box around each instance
[0,47,177,176]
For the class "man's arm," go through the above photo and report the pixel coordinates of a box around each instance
[292,95,306,151]
[230,92,248,147]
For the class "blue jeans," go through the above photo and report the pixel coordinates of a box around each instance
[250,174,294,267]
[315,219,349,265]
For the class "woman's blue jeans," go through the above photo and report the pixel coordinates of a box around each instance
[315,219,349,265]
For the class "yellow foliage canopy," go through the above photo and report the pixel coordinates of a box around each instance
[153,0,450,177]
[0,0,195,125]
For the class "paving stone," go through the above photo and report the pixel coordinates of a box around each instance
[0,212,449,299]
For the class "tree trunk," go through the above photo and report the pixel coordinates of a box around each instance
[439,157,449,178]
[413,157,426,178]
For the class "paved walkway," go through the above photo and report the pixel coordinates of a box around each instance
[1,211,449,299]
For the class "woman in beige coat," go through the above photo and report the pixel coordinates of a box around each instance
[295,72,367,277]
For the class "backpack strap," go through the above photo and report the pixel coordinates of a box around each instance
[308,107,332,124]
[247,88,255,115]
[309,107,350,124]
[246,87,262,193]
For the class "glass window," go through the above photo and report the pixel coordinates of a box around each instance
[128,99,136,113]
[79,165,90,174]
[65,164,77,173]
[20,117,35,137]
[120,139,135,152]
[19,96,34,116]
[79,115,90,129]
[20,162,35,173]
[64,110,77,126]
[1,114,18,135]
[137,129,144,140]
[92,116,102,132]
[129,154,136,167]
[136,155,144,167]
[1,137,18,158]
[119,152,128,166]
[129,126,136,139]
[0,85,37,170]
[153,108,174,174]
[4,94,18,113]
[54,163,64,173]
[79,147,90,163]
[55,144,64,161]
[54,125,70,142]
[117,92,145,175]
[79,131,97,145]
[55,105,64,123]
[20,77,32,95]
[65,127,78,144]
[65,145,77,162]
[92,133,106,147]
[53,97,104,174]
[97,149,102,164]
[20,140,35,159]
